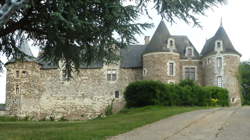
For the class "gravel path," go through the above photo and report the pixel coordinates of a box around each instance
[109,107,250,140]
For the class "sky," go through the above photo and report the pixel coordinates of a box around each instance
[0,0,250,103]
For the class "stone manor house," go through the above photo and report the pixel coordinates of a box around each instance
[5,21,241,120]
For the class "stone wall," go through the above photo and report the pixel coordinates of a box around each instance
[202,54,241,106]
[5,62,142,120]
[223,55,241,106]
[143,52,181,83]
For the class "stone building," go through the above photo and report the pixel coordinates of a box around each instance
[4,21,241,120]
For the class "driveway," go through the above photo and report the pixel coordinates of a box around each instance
[109,106,250,140]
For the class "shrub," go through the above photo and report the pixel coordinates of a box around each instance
[203,86,229,106]
[124,80,169,107]
[124,80,229,108]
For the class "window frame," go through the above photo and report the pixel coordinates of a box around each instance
[216,57,223,69]
[167,61,176,76]
[215,40,223,52]
[107,69,117,81]
[186,47,194,57]
[183,66,197,81]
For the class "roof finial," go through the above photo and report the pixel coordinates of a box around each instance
[220,17,223,27]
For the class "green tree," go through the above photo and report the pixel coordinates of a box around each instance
[240,61,250,105]
[0,0,224,78]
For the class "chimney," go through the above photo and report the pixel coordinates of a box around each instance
[144,36,150,44]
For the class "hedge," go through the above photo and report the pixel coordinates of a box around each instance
[124,80,229,108]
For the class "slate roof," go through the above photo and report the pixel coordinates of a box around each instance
[120,45,146,68]
[143,21,172,54]
[5,41,36,65]
[143,21,200,59]
[172,35,200,59]
[6,21,240,69]
[201,25,241,57]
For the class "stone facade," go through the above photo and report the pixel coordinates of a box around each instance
[4,21,242,120]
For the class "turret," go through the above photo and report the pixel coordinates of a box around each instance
[201,24,241,106]
[5,41,41,117]
[142,21,181,83]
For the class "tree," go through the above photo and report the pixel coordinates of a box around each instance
[239,61,250,105]
[0,0,224,78]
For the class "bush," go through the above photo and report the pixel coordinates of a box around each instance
[124,80,169,107]
[203,86,229,106]
[124,80,229,108]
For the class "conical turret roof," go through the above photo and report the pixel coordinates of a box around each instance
[201,25,241,57]
[5,40,35,64]
[143,21,172,54]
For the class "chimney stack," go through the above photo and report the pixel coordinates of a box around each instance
[144,36,150,44]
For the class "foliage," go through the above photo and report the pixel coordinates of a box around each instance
[105,99,114,116]
[0,106,208,140]
[239,61,250,105]
[0,0,224,78]
[203,86,229,106]
[124,80,229,108]
[124,80,168,107]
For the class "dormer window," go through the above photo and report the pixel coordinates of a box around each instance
[169,40,174,46]
[215,40,223,52]
[167,38,175,50]
[186,47,193,57]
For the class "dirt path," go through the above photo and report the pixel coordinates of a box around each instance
[109,107,250,140]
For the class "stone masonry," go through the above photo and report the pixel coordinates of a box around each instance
[4,21,242,120]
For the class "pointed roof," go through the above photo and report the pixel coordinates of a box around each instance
[201,25,241,57]
[5,40,35,65]
[19,40,34,57]
[143,21,171,54]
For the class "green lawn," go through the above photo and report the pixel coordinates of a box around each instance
[0,106,210,140]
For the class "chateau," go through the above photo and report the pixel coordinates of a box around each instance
[5,21,241,120]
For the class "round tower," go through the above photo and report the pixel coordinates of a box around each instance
[142,21,181,84]
[201,25,241,106]
[5,41,41,117]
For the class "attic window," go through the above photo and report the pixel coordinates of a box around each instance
[215,40,223,52]
[167,38,175,50]
[186,47,193,57]
[170,40,174,46]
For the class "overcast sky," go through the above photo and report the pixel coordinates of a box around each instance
[0,0,249,103]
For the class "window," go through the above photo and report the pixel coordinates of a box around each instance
[16,71,19,78]
[217,42,221,48]
[143,68,147,76]
[107,69,117,81]
[186,47,193,57]
[169,40,174,46]
[167,38,175,49]
[217,57,222,69]
[217,76,223,87]
[169,63,174,76]
[22,71,28,77]
[115,91,120,98]
[168,61,175,76]
[215,40,223,52]
[16,85,19,94]
[184,67,196,80]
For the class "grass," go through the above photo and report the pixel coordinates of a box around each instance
[0,106,210,140]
